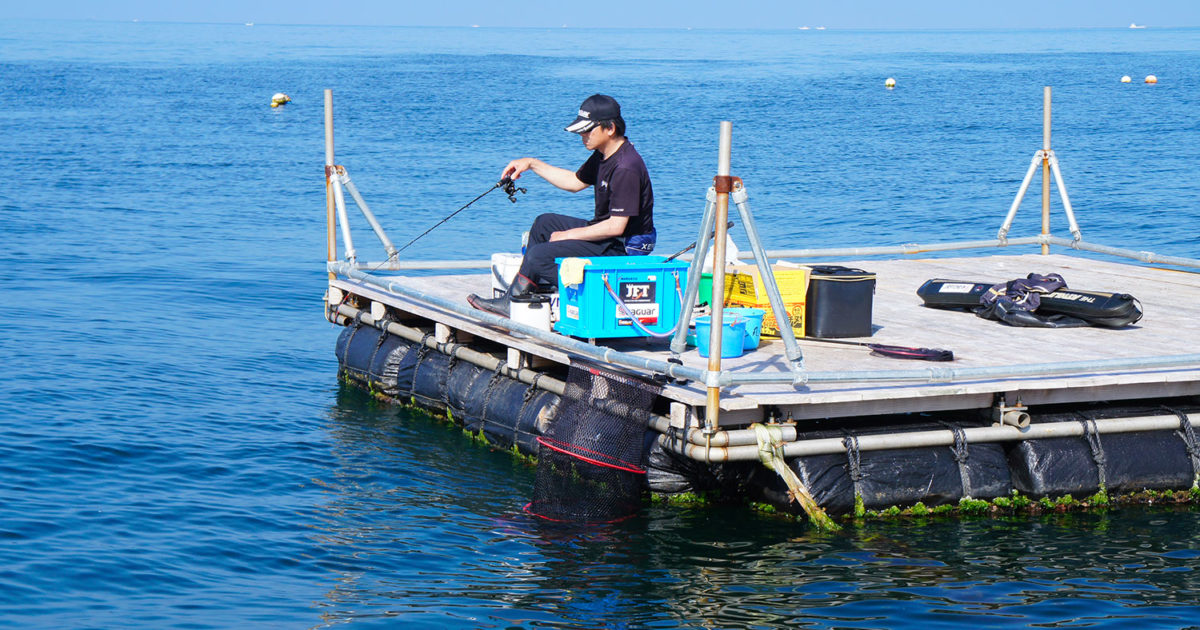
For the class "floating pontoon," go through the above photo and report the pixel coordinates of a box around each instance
[323,89,1200,525]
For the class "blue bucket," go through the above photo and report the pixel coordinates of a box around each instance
[725,307,765,349]
[694,315,747,359]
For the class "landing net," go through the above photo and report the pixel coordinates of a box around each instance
[527,358,661,524]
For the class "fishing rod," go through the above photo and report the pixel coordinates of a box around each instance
[665,221,736,261]
[393,177,526,256]
[800,337,955,362]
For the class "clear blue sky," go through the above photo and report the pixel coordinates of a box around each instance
[3,0,1198,29]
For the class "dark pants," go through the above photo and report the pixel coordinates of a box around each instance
[518,213,624,288]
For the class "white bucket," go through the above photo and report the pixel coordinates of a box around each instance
[491,252,523,297]
[511,296,552,331]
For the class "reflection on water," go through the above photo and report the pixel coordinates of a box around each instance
[313,385,1200,628]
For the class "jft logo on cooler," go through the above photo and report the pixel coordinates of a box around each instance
[617,281,659,325]
[622,282,654,302]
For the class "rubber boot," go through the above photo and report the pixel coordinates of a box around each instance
[467,273,536,318]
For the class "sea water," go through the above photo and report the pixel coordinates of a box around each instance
[2,19,1200,628]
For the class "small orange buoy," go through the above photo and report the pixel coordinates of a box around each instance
[1120,75,1132,83]
[1144,75,1158,84]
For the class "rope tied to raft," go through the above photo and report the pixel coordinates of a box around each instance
[523,373,542,403]
[516,373,545,440]
[480,362,507,429]
[843,433,867,506]
[370,314,391,349]
[751,424,839,530]
[410,333,434,401]
[940,421,973,499]
[1078,413,1108,491]
[366,316,393,388]
[444,350,467,410]
[1163,405,1200,485]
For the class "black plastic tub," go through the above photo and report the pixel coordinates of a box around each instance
[805,265,876,338]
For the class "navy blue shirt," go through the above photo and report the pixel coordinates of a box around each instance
[575,141,654,240]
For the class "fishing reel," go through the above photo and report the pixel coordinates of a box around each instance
[499,176,527,203]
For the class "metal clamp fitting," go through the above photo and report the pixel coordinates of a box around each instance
[992,396,1030,428]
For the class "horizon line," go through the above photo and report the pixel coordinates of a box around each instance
[3,17,1195,31]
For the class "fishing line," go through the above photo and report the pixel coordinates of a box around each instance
[393,177,526,257]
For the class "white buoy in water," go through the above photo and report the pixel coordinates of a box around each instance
[885,77,896,89]
[271,92,291,108]
[1121,75,1132,83]
[1145,75,1158,84]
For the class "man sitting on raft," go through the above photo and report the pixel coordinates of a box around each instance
[468,94,656,317]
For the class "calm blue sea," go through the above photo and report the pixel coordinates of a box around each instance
[3,19,1200,628]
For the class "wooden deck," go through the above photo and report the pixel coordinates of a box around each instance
[331,253,1200,422]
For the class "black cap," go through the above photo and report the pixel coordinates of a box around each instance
[564,94,621,133]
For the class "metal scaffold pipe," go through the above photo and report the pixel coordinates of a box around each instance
[1045,236,1200,268]
[331,172,357,263]
[668,193,718,356]
[353,260,492,270]
[998,153,1042,242]
[762,236,1045,260]
[324,89,337,278]
[712,353,1200,385]
[646,415,797,447]
[338,169,398,259]
[1046,152,1082,241]
[732,186,805,372]
[659,413,1198,463]
[705,121,734,437]
[1041,86,1051,255]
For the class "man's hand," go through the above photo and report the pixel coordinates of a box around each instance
[502,158,536,181]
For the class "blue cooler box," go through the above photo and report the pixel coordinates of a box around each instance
[554,256,689,339]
